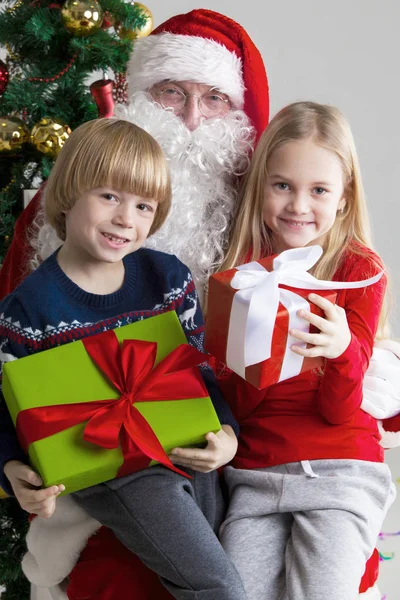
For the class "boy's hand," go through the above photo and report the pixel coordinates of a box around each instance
[289,293,351,360]
[4,460,65,518]
[169,425,238,473]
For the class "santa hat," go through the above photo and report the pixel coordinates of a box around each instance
[128,9,269,139]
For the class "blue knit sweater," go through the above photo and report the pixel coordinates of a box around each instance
[0,248,237,495]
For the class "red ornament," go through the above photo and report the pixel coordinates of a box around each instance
[101,10,114,29]
[0,60,9,96]
[90,79,115,118]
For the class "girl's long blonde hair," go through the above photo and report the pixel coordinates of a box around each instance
[221,101,390,336]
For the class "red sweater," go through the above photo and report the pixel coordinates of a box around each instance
[220,245,387,470]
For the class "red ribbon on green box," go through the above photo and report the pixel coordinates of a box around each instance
[16,330,210,480]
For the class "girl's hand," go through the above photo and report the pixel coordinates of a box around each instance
[4,460,65,518]
[169,425,238,473]
[289,293,351,360]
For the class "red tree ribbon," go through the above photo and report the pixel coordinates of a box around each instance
[16,332,210,479]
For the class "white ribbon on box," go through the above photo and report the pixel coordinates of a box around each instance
[226,245,383,381]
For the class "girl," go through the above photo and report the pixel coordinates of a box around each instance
[218,101,396,600]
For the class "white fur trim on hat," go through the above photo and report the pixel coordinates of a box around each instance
[128,33,244,108]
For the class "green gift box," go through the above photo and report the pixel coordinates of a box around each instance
[3,311,221,495]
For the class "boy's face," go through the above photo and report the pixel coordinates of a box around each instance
[63,188,158,264]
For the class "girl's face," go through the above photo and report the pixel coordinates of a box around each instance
[263,139,347,252]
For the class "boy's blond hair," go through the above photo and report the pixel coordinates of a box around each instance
[45,118,172,240]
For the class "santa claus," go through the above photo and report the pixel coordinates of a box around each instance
[0,9,268,304]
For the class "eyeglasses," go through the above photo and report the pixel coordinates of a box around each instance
[155,86,231,118]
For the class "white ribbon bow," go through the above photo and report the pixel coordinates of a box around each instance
[226,245,383,380]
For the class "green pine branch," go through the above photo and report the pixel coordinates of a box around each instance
[0,0,150,267]
[0,498,30,600]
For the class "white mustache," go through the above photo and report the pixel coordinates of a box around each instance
[115,92,254,176]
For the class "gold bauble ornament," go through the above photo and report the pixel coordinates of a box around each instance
[0,486,7,499]
[0,116,30,155]
[61,0,104,37]
[30,118,71,158]
[115,2,153,41]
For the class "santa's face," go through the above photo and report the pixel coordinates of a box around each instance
[148,80,231,131]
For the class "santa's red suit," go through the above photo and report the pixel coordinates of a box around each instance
[1,9,398,600]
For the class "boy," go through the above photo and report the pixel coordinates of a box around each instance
[0,118,246,600]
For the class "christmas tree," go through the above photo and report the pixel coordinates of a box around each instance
[0,0,153,267]
[0,2,152,597]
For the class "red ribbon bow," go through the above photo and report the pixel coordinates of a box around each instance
[17,331,210,479]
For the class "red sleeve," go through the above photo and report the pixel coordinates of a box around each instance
[381,414,400,432]
[317,252,386,424]
[0,187,43,300]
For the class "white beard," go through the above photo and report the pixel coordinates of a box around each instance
[29,93,255,301]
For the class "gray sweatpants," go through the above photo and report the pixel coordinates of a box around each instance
[220,460,395,600]
[73,465,247,600]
